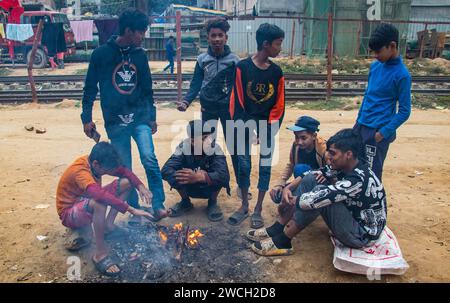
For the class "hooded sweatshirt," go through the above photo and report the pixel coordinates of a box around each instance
[81,36,156,134]
[183,45,240,112]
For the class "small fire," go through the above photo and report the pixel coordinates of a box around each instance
[157,222,204,257]
[158,230,168,244]
[173,223,183,232]
[187,229,204,248]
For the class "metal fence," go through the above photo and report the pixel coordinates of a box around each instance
[150,14,450,61]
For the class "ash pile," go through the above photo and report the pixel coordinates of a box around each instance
[83,222,266,283]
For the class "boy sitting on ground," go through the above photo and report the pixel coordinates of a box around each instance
[248,163,336,243]
[162,120,230,222]
[269,116,327,204]
[248,129,387,257]
[56,142,154,276]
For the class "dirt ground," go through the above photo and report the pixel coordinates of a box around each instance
[0,102,449,283]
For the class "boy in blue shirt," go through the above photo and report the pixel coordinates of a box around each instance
[354,23,411,181]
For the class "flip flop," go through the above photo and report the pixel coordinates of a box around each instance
[207,204,223,222]
[227,210,249,226]
[92,255,122,277]
[250,212,265,229]
[251,238,294,257]
[246,227,270,242]
[168,201,194,217]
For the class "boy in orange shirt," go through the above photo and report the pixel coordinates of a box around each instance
[56,142,156,276]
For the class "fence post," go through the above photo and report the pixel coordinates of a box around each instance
[290,19,296,59]
[176,10,182,104]
[326,12,333,100]
[28,19,44,104]
[300,18,305,56]
[355,20,362,57]
[419,23,428,59]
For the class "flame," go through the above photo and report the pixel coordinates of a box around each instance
[158,230,168,244]
[187,229,204,248]
[173,222,183,232]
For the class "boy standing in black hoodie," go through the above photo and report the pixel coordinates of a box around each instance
[81,9,167,223]
[176,18,241,201]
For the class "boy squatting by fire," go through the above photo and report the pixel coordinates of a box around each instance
[161,120,230,222]
[56,142,155,276]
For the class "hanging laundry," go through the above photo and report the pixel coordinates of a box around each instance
[94,19,119,45]
[6,23,34,42]
[41,23,67,57]
[0,24,5,39]
[70,20,94,43]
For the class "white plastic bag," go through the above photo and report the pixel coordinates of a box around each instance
[331,226,409,276]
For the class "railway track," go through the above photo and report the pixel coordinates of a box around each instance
[0,73,449,84]
[1,87,449,103]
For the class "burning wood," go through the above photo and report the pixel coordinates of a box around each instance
[187,229,204,248]
[157,222,204,261]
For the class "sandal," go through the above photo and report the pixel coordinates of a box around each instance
[227,210,249,226]
[168,200,194,217]
[92,255,122,277]
[251,238,294,257]
[207,203,223,222]
[246,227,270,242]
[250,212,265,229]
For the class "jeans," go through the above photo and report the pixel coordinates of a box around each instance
[201,109,239,183]
[293,174,369,249]
[353,123,395,181]
[163,56,174,74]
[109,124,165,210]
[236,121,276,192]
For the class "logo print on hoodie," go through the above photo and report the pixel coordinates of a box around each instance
[113,61,137,95]
[118,113,135,126]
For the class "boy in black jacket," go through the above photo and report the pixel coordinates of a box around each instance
[162,120,230,222]
[81,9,167,224]
[176,18,241,197]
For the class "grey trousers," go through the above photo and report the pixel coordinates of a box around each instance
[293,174,370,249]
